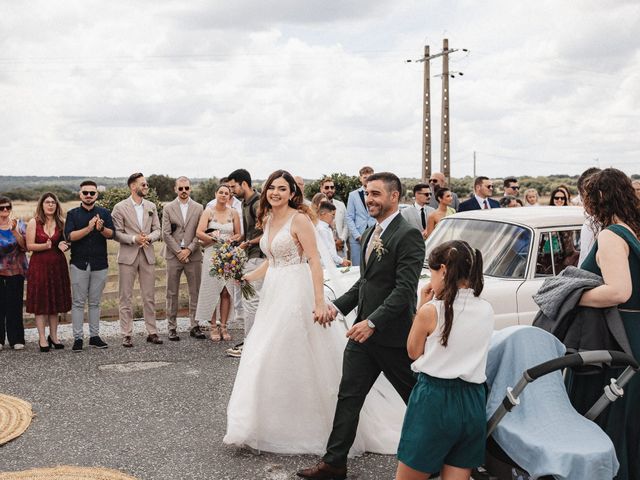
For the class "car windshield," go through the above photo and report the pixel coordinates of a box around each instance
[425,218,532,279]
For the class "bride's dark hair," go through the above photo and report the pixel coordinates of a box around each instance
[256,170,313,229]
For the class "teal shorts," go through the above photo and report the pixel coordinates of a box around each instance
[397,373,487,474]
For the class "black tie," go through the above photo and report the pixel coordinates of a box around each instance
[358,190,366,208]
[420,207,426,229]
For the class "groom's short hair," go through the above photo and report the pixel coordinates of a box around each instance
[366,172,403,196]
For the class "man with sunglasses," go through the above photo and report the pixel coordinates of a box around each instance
[112,173,162,347]
[401,183,435,239]
[458,176,501,211]
[503,176,520,198]
[161,177,205,341]
[64,180,114,352]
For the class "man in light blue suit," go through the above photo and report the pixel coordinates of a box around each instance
[345,166,376,266]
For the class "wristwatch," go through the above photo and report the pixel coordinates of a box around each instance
[367,319,376,329]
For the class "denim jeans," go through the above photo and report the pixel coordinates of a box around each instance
[70,264,108,339]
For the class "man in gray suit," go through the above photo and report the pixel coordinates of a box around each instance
[162,176,205,342]
[112,173,162,347]
[401,183,435,240]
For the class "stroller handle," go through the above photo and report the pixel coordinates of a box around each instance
[526,350,639,381]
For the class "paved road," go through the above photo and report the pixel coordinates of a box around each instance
[0,329,397,480]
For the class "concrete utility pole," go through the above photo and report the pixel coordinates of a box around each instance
[422,45,431,182]
[441,38,450,184]
[407,41,467,183]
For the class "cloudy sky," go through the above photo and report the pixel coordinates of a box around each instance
[1,0,639,179]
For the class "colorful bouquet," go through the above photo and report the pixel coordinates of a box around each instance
[209,241,256,299]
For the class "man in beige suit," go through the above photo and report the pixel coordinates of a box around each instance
[162,176,205,341]
[112,173,162,347]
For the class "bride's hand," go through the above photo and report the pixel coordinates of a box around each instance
[313,302,330,328]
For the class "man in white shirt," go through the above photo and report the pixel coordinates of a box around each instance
[401,183,435,240]
[316,202,350,268]
[320,177,348,258]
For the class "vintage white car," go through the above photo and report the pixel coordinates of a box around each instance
[326,206,587,329]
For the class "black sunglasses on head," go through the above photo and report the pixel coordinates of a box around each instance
[81,191,97,196]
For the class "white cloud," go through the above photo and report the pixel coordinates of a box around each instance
[0,0,639,181]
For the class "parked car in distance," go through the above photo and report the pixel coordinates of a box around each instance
[325,207,587,330]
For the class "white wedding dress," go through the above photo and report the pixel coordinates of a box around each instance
[224,213,406,456]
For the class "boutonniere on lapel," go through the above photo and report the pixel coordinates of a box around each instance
[147,210,153,217]
[371,237,387,261]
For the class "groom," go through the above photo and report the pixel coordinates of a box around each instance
[299,172,425,479]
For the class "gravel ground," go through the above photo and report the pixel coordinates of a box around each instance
[0,319,398,480]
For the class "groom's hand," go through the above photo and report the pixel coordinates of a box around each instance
[346,320,374,343]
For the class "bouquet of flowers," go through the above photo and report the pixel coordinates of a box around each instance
[209,241,256,299]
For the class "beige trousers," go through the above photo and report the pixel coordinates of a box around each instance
[165,257,202,330]
[118,250,157,337]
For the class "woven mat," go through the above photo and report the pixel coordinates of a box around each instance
[0,393,33,446]
[0,466,138,480]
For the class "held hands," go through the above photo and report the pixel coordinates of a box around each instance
[339,258,351,267]
[177,248,191,263]
[58,241,70,253]
[346,320,374,343]
[421,228,429,240]
[313,302,334,328]
[135,233,150,247]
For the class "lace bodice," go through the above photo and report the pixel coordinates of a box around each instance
[208,211,234,241]
[260,214,306,268]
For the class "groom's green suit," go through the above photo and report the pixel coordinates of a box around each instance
[324,211,425,467]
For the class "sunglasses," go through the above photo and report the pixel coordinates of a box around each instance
[509,186,520,190]
[553,196,566,201]
[140,183,149,187]
[417,191,432,197]
[178,186,190,192]
[323,186,336,190]
[429,179,438,183]
[486,185,494,189]
[0,205,11,211]
[81,191,97,196]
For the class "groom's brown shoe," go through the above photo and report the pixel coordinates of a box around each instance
[296,461,347,479]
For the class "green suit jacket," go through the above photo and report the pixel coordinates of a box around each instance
[334,212,425,348]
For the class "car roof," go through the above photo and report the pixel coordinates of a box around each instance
[449,205,585,228]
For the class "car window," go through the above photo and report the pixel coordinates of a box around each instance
[535,230,581,277]
[425,219,532,279]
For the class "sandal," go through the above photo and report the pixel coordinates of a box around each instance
[221,325,232,341]
[210,327,222,342]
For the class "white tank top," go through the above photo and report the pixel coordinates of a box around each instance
[411,289,494,384]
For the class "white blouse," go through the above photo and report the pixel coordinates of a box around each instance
[412,289,494,384]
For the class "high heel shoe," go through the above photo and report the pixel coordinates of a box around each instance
[220,325,232,342]
[47,336,65,350]
[39,342,50,352]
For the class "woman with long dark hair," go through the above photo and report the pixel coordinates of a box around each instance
[224,169,338,452]
[25,192,71,352]
[396,240,494,480]
[548,187,569,206]
[566,168,640,480]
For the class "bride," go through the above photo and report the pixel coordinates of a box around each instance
[224,170,405,456]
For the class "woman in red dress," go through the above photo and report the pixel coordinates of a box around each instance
[26,193,71,352]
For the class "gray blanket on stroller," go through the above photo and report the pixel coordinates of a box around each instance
[486,326,618,480]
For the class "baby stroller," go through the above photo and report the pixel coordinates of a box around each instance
[475,326,638,480]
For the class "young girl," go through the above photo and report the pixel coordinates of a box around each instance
[396,240,494,480]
